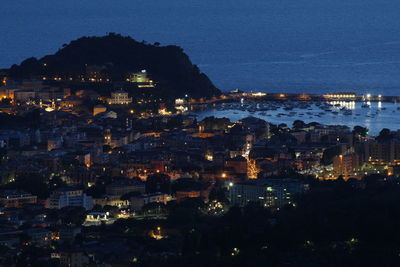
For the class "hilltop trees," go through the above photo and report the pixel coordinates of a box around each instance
[5,33,221,100]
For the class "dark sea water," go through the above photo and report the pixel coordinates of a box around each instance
[2,0,400,95]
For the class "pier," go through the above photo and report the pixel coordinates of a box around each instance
[182,92,400,108]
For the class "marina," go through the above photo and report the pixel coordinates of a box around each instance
[196,100,400,136]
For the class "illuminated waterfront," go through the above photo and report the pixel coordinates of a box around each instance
[196,100,400,136]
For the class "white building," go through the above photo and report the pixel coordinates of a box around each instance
[46,187,93,210]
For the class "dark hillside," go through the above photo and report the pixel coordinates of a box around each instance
[4,33,220,99]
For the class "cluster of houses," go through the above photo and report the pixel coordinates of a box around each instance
[0,76,400,265]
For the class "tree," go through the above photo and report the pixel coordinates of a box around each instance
[120,191,142,200]
[19,233,31,245]
[278,123,287,129]
[168,197,205,225]
[172,178,201,193]
[146,173,171,194]
[49,174,67,191]
[202,116,231,131]
[0,98,11,105]
[293,120,306,129]
[7,34,221,100]
[85,183,106,198]
[376,128,393,141]
[2,173,50,199]
[208,182,229,204]
[60,206,87,226]
[322,145,342,165]
[142,202,167,214]
[353,126,368,137]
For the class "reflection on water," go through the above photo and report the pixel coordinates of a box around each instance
[196,101,400,136]
[329,101,356,110]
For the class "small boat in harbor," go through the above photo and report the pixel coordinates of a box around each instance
[361,103,370,108]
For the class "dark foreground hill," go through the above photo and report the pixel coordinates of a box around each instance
[4,33,220,99]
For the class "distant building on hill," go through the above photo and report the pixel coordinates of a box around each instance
[46,187,93,210]
[93,105,107,116]
[105,179,145,196]
[131,193,169,211]
[85,65,108,82]
[0,190,37,208]
[228,178,309,208]
[126,70,154,88]
[107,90,132,105]
[175,190,201,202]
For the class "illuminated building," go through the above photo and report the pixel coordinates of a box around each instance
[228,179,309,208]
[158,104,171,115]
[176,190,201,202]
[84,212,113,226]
[333,153,360,178]
[175,98,188,112]
[47,137,63,151]
[364,140,400,165]
[324,92,356,100]
[25,228,53,246]
[85,65,108,82]
[175,98,186,105]
[46,187,93,210]
[299,94,311,100]
[128,70,150,83]
[250,92,267,97]
[224,156,248,175]
[105,179,145,196]
[205,152,213,161]
[107,90,132,105]
[0,190,37,208]
[131,193,169,211]
[60,96,83,109]
[14,90,35,101]
[388,165,400,176]
[93,105,107,116]
[127,70,155,87]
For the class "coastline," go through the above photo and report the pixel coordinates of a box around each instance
[185,93,400,136]
[216,91,400,103]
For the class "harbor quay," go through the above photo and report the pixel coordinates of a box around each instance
[183,91,400,108]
